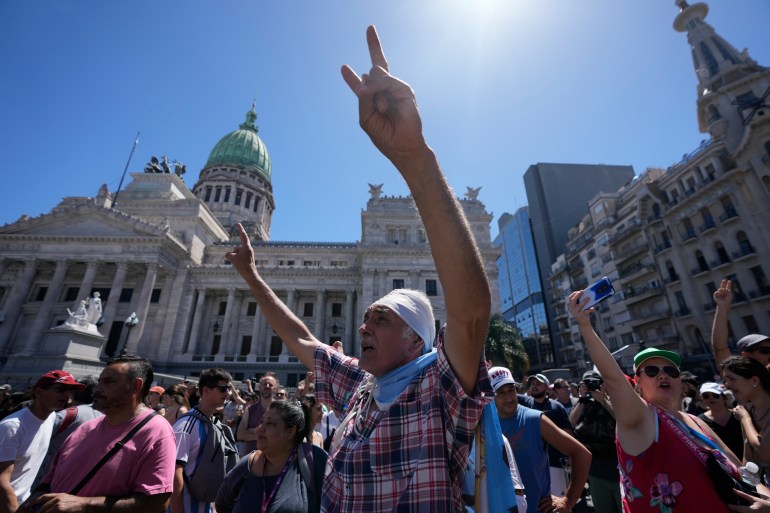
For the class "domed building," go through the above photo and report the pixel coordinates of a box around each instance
[0,104,500,386]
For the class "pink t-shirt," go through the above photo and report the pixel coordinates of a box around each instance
[43,408,175,497]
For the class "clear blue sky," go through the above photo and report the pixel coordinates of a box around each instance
[1,1,767,242]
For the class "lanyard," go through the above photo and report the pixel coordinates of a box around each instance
[260,448,297,513]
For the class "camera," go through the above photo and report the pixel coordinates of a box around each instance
[585,379,601,392]
[581,276,615,311]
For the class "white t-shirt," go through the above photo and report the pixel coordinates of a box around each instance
[0,407,54,502]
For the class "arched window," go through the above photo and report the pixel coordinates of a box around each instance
[736,231,754,256]
[715,241,730,264]
[666,261,679,282]
[695,250,709,273]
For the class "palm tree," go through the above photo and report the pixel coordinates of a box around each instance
[485,315,530,379]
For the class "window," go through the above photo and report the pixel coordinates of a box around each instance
[211,335,221,355]
[303,302,314,317]
[393,279,405,290]
[743,315,760,334]
[247,302,257,316]
[331,303,342,317]
[751,266,769,290]
[240,336,252,356]
[119,288,133,303]
[64,287,79,302]
[235,189,243,206]
[218,301,227,316]
[425,279,438,296]
[34,287,48,302]
[269,336,282,357]
[418,229,427,243]
[150,288,162,303]
[204,186,212,202]
[214,187,222,202]
[253,198,259,213]
[245,192,253,209]
[223,187,231,203]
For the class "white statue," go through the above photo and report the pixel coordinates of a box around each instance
[65,300,90,328]
[85,292,103,325]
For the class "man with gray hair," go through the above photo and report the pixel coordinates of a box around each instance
[226,25,492,512]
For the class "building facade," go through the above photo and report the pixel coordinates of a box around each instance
[0,106,500,386]
[524,162,636,367]
[548,1,770,378]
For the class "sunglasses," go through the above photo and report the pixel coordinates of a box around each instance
[637,365,681,379]
[751,347,770,355]
[701,392,722,400]
[215,385,231,392]
[275,392,287,398]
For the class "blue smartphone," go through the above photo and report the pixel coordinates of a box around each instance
[582,277,615,311]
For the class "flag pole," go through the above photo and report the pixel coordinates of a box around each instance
[111,132,140,209]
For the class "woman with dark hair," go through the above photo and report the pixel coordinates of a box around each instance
[299,395,324,448]
[162,384,190,424]
[216,401,328,513]
[721,356,770,480]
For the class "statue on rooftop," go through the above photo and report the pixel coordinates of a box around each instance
[144,156,163,173]
[368,183,383,199]
[465,186,481,201]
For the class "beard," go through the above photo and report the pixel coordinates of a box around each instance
[530,390,546,400]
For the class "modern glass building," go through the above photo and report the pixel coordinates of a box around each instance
[493,207,550,369]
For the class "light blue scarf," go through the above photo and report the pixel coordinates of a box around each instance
[482,402,517,512]
[372,349,438,409]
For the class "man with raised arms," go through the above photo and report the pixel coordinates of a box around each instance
[227,25,492,512]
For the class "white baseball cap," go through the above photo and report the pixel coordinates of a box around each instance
[489,367,517,391]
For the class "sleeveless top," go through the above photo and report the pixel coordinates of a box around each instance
[617,406,731,513]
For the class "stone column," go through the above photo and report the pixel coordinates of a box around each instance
[76,260,99,304]
[157,268,189,360]
[345,289,356,355]
[187,289,206,355]
[313,289,326,340]
[100,262,128,329]
[24,260,70,353]
[220,288,236,356]
[409,270,419,289]
[124,263,157,355]
[0,259,38,353]
[248,304,262,359]
[281,290,296,355]
[147,272,176,360]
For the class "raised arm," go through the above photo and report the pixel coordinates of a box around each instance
[226,224,320,369]
[568,291,654,455]
[341,26,490,393]
[712,279,733,365]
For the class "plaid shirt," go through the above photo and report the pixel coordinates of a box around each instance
[314,336,492,512]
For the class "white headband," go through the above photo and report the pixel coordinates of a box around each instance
[372,289,435,353]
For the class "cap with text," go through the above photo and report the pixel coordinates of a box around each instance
[489,366,517,392]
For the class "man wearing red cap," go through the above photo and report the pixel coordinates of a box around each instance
[25,356,176,513]
[0,370,83,512]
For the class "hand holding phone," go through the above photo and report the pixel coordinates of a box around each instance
[581,277,615,311]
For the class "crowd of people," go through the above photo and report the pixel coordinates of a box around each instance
[1,24,769,513]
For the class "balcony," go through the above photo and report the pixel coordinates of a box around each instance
[732,246,756,261]
[749,286,770,300]
[681,229,698,244]
[614,242,648,263]
[628,308,671,328]
[709,258,731,271]
[619,262,655,281]
[610,219,642,244]
[674,307,692,318]
[624,285,663,306]
[573,277,589,290]
[653,241,673,255]
[699,219,717,234]
[690,265,710,278]
[663,275,680,286]
[647,213,663,224]
[718,207,739,223]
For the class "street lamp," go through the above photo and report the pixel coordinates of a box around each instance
[121,312,139,356]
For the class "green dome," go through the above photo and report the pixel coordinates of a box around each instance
[206,106,272,181]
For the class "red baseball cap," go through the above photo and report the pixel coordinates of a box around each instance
[34,370,85,390]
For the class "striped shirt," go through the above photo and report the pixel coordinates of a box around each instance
[314,334,492,512]
[173,409,213,513]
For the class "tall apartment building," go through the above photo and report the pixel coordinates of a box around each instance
[524,163,635,367]
[549,1,770,378]
[493,207,551,372]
